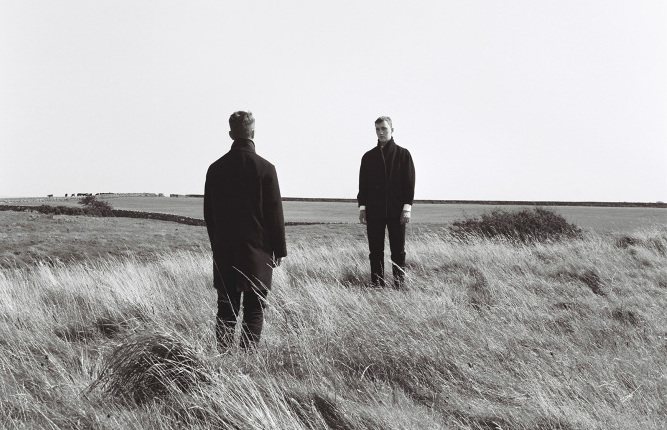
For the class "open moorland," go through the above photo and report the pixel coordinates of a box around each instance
[1,199,666,429]
[3,195,666,233]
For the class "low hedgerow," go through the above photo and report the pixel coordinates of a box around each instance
[0,202,328,227]
[0,204,86,216]
[449,207,583,243]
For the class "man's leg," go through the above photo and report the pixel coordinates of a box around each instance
[388,220,407,288]
[216,276,241,351]
[367,221,386,286]
[240,288,269,349]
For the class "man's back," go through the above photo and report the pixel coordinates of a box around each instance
[204,138,286,289]
[206,141,271,246]
[206,111,286,350]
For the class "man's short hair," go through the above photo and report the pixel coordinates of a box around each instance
[375,116,393,128]
[229,111,255,139]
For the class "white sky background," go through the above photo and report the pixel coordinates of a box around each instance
[1,1,665,201]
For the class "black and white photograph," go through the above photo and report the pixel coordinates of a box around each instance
[1,1,665,428]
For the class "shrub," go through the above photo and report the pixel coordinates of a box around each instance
[449,207,582,243]
[37,205,85,216]
[79,196,114,217]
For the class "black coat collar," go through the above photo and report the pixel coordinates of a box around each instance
[231,139,256,153]
[377,138,396,152]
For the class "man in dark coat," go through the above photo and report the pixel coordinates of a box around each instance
[358,116,415,287]
[204,111,287,350]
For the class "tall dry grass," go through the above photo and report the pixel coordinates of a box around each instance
[1,225,666,429]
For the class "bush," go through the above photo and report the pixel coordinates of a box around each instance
[37,205,85,216]
[79,196,114,217]
[450,207,583,243]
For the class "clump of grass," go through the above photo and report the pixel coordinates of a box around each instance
[553,265,606,296]
[439,262,493,310]
[450,207,583,243]
[88,331,208,405]
[611,308,644,327]
[615,229,667,255]
[339,268,366,287]
[286,391,366,429]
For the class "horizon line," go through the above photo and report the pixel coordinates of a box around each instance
[1,194,665,208]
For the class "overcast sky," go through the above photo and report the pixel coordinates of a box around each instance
[1,1,665,202]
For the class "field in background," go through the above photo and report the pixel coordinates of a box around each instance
[0,211,371,269]
[1,209,666,429]
[3,196,666,234]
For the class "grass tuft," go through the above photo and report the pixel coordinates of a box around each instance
[554,266,605,296]
[88,331,208,405]
[339,268,366,287]
[615,230,667,256]
[439,262,493,309]
[611,308,643,326]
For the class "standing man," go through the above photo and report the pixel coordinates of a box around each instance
[358,116,415,287]
[204,111,287,351]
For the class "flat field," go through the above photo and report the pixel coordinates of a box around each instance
[1,202,666,429]
[4,196,666,234]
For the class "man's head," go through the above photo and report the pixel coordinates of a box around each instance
[229,111,255,140]
[375,116,393,143]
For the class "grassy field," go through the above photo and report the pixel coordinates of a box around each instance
[3,196,666,234]
[0,211,209,269]
[1,204,666,429]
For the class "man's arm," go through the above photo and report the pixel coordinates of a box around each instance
[400,150,416,224]
[203,169,215,244]
[403,150,416,206]
[264,165,287,261]
[357,155,367,224]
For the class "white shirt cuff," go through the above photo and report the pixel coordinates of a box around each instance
[359,205,366,211]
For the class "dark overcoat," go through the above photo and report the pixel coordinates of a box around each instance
[204,139,287,292]
[357,138,416,223]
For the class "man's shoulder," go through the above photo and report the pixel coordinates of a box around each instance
[245,152,277,175]
[207,154,227,172]
[362,146,379,158]
[392,141,412,158]
[392,140,409,151]
[253,152,275,167]
[208,150,275,169]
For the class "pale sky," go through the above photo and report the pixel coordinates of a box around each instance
[1,1,665,202]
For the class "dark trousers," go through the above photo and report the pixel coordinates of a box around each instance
[216,287,268,350]
[367,220,406,287]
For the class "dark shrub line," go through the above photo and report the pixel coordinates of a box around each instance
[449,207,583,243]
[0,204,89,216]
[0,205,341,227]
[110,209,206,226]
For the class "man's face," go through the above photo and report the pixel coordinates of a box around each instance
[375,121,393,143]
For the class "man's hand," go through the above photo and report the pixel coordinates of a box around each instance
[359,209,367,224]
[400,210,411,224]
